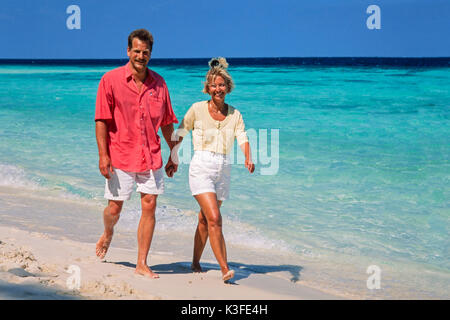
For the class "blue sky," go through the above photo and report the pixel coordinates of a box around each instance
[1,0,449,58]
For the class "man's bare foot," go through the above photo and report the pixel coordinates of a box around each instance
[96,232,113,259]
[191,262,203,273]
[135,264,159,279]
[222,270,235,282]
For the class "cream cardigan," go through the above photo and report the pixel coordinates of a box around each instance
[175,100,248,155]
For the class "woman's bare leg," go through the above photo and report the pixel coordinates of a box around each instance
[193,193,232,278]
[192,200,222,272]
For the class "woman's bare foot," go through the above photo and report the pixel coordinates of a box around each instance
[135,264,159,279]
[96,232,113,259]
[222,269,235,282]
[191,262,203,273]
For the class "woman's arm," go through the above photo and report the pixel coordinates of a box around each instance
[163,105,195,177]
[239,141,255,173]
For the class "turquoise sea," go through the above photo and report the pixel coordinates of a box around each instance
[0,59,449,299]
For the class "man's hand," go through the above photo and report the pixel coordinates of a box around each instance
[96,120,113,179]
[99,154,114,179]
[165,157,178,178]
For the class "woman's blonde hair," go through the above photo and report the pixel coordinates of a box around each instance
[203,57,234,94]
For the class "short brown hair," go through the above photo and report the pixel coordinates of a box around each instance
[128,29,154,51]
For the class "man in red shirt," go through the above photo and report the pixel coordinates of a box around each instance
[94,29,178,278]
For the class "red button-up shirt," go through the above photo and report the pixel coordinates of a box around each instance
[95,63,178,172]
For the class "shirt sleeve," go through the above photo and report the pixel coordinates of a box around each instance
[94,75,113,121]
[176,105,196,138]
[235,112,249,146]
[160,83,178,127]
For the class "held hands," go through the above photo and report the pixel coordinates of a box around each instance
[164,134,181,178]
[245,157,255,174]
[99,154,114,179]
[165,156,178,178]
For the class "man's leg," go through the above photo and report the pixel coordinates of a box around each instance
[96,200,123,259]
[135,193,159,278]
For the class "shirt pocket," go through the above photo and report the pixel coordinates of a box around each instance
[147,96,164,124]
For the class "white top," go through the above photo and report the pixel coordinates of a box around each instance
[176,100,248,154]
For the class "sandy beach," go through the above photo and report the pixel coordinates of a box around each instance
[0,186,339,300]
[0,227,338,300]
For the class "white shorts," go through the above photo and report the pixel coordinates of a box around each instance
[189,151,231,201]
[104,166,164,201]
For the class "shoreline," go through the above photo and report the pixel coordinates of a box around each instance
[1,185,448,300]
[0,186,340,300]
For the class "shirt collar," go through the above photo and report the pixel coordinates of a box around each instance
[124,62,133,81]
[124,62,154,84]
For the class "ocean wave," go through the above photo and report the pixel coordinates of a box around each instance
[0,163,38,189]
[0,163,98,204]
[116,203,293,253]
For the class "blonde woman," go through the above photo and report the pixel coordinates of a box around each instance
[168,57,255,282]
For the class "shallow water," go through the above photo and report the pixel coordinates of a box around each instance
[0,60,449,298]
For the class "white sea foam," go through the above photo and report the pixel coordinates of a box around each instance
[116,202,293,253]
[0,163,100,205]
[0,164,38,189]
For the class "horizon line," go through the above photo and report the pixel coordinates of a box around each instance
[1,57,448,67]
[1,56,449,60]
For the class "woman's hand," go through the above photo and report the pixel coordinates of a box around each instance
[239,142,255,174]
[245,157,255,174]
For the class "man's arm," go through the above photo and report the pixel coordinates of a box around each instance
[95,120,113,179]
[161,124,178,177]
[161,123,175,150]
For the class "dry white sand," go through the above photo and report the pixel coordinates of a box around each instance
[0,225,339,300]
